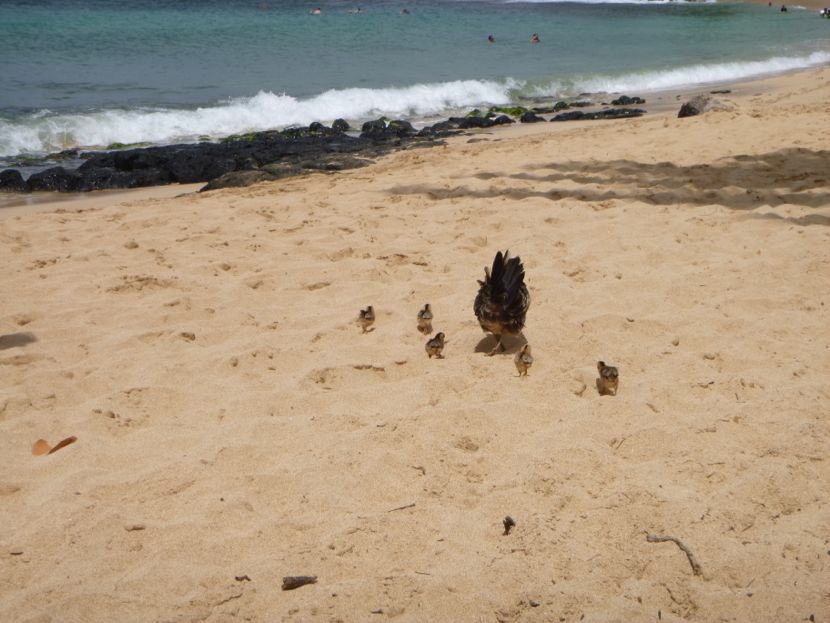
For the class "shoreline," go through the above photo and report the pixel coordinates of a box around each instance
[4,19,827,182]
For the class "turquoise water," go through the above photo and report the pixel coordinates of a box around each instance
[0,0,827,159]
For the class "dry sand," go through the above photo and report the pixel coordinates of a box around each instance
[1,68,829,623]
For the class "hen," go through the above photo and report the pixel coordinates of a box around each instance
[474,250,530,356]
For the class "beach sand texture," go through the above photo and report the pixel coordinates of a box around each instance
[1,69,829,622]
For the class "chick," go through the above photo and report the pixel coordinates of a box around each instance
[596,361,619,396]
[514,344,533,377]
[474,250,530,356]
[358,306,375,333]
[417,303,434,335]
[425,332,445,358]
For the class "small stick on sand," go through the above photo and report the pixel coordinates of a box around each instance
[281,575,317,590]
[387,502,416,512]
[646,534,703,576]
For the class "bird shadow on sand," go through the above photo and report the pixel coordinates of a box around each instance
[0,332,37,351]
[474,333,528,355]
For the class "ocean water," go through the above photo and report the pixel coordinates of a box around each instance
[0,0,828,164]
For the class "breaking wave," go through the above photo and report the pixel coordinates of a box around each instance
[1,49,828,158]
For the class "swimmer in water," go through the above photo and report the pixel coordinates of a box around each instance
[488,34,495,43]
[531,33,540,43]
[311,7,322,14]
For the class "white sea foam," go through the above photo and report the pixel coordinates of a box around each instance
[0,80,514,158]
[0,50,828,158]
[563,50,830,95]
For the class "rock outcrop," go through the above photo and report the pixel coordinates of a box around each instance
[551,108,646,122]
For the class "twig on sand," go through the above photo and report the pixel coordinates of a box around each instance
[646,534,703,576]
[387,502,416,512]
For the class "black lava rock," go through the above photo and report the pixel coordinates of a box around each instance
[611,95,645,105]
[551,108,646,122]
[520,111,545,123]
[0,114,441,193]
[360,118,392,140]
[678,95,710,118]
[332,118,350,133]
[26,167,83,192]
[388,119,416,137]
[0,169,26,192]
[456,116,494,129]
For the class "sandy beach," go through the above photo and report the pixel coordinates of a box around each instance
[1,67,829,622]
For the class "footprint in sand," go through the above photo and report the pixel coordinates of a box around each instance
[93,387,171,435]
[0,353,45,367]
[0,483,21,495]
[226,349,278,372]
[306,364,387,390]
[137,330,167,344]
[11,313,36,327]
[27,257,60,270]
[453,436,480,453]
[304,281,331,291]
[107,275,176,293]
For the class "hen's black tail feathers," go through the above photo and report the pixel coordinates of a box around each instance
[475,250,530,335]
[499,251,525,305]
[489,250,526,304]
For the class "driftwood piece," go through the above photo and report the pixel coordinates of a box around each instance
[646,534,703,576]
[281,575,317,590]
